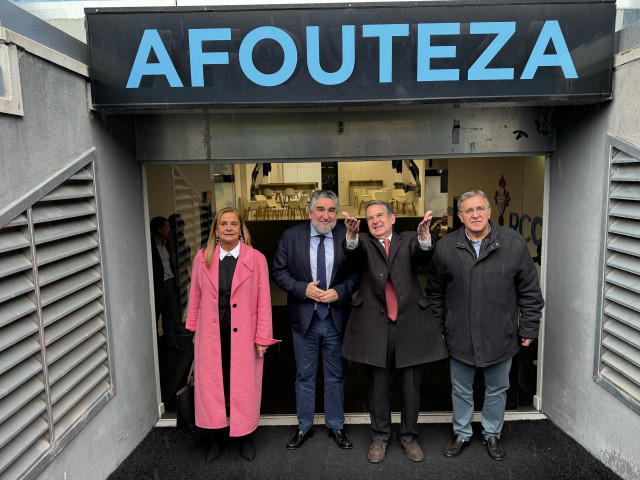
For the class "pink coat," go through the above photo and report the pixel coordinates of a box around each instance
[185,243,278,437]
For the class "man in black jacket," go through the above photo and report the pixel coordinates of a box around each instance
[426,190,544,462]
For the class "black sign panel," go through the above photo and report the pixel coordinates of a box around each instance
[86,1,615,110]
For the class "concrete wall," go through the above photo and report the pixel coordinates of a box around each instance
[0,46,158,480]
[543,49,640,480]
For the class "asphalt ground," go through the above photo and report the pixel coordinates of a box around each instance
[108,420,620,480]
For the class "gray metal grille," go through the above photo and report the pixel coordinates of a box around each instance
[0,161,113,480]
[595,137,640,414]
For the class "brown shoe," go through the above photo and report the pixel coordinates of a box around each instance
[367,441,388,463]
[401,440,424,462]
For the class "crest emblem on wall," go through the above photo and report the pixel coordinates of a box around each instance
[494,175,510,226]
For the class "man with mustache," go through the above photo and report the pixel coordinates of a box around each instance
[274,190,359,451]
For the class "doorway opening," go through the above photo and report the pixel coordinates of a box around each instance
[144,155,545,419]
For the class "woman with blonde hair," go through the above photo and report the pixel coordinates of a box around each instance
[186,207,278,462]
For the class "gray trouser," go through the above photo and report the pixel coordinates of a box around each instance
[450,356,512,440]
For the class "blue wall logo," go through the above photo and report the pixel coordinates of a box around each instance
[510,212,543,247]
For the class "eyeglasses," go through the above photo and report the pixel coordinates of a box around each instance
[461,206,490,216]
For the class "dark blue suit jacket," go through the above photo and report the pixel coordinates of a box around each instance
[273,222,359,336]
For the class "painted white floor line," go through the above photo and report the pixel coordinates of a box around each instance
[156,411,547,428]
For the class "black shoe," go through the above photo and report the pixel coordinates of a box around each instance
[286,428,313,449]
[205,440,221,462]
[205,430,227,462]
[484,436,506,461]
[328,428,353,449]
[443,434,470,457]
[240,434,256,462]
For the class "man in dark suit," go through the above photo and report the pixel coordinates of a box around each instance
[273,190,359,451]
[342,201,448,463]
[150,216,182,353]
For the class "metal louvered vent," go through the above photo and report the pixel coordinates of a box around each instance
[595,137,640,415]
[171,166,201,316]
[0,158,113,480]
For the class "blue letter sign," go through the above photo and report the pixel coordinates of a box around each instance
[189,28,231,87]
[417,23,461,82]
[468,22,516,80]
[126,29,183,88]
[521,20,578,79]
[239,27,298,87]
[87,2,613,109]
[362,24,410,83]
[307,26,356,85]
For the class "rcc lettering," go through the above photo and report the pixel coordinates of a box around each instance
[126,21,578,88]
[509,212,543,246]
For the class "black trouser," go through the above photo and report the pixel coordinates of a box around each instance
[156,277,179,343]
[366,320,421,445]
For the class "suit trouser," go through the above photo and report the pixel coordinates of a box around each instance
[156,278,179,343]
[366,321,421,444]
[291,312,345,434]
[450,356,512,440]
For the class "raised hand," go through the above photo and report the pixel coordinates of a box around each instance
[342,212,360,241]
[417,210,433,241]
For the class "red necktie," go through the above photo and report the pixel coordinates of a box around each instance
[383,239,398,321]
